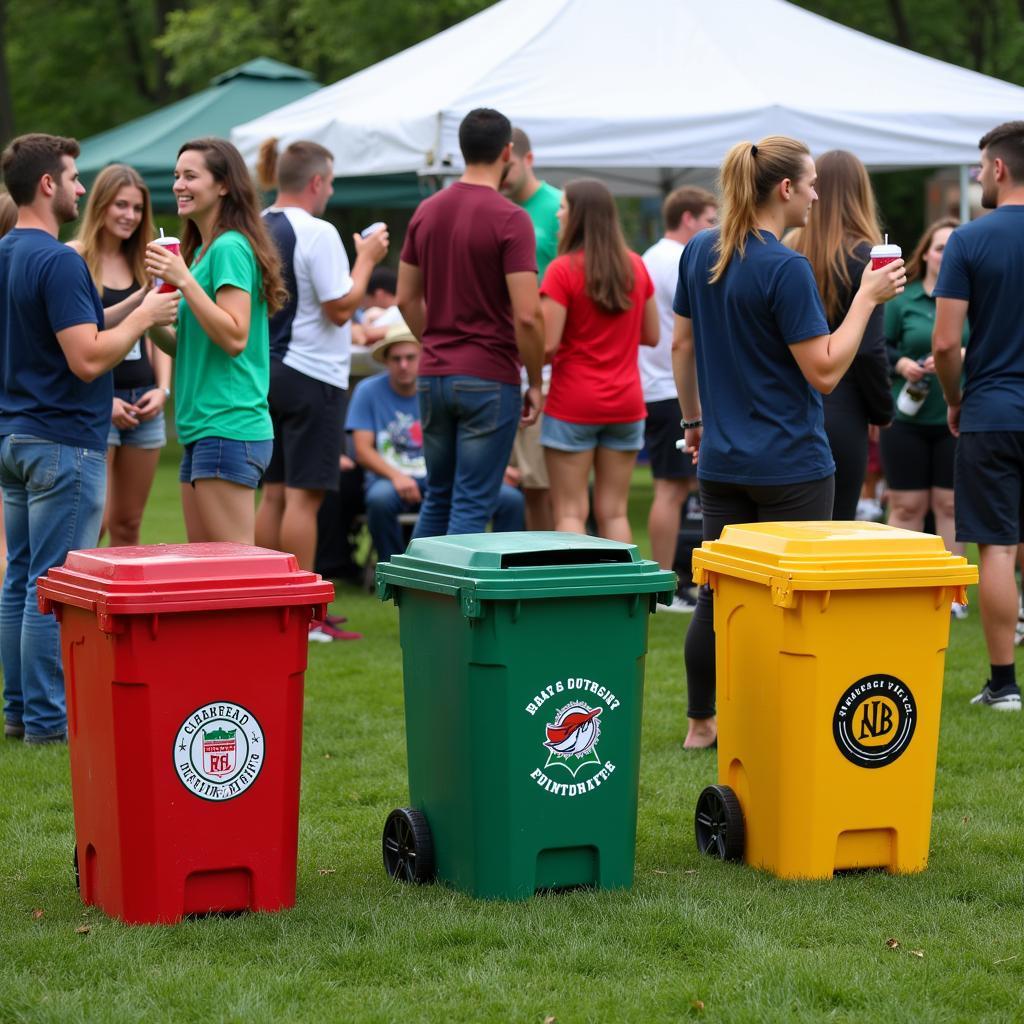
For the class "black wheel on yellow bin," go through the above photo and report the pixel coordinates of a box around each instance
[383,807,436,884]
[694,784,745,861]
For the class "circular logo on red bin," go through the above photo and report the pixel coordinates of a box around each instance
[173,702,265,801]
[833,675,916,769]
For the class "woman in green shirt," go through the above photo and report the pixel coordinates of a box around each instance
[146,137,286,543]
[880,217,968,566]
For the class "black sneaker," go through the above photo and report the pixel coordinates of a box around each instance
[969,683,1022,711]
[4,721,24,740]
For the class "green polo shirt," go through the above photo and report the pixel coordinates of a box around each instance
[884,280,969,425]
[521,181,562,281]
[174,230,272,445]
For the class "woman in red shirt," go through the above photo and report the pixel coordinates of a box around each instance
[540,179,659,541]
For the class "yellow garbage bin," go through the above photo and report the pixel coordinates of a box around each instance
[690,521,978,880]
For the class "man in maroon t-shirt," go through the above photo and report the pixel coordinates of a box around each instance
[397,107,544,537]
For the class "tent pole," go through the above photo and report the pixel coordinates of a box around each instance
[959,165,971,222]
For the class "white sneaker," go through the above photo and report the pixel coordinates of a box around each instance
[951,602,968,620]
[660,594,697,614]
[855,498,884,522]
[308,624,334,644]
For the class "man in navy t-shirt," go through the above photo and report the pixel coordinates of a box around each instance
[0,133,178,743]
[934,119,1024,712]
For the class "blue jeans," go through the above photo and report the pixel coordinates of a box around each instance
[413,375,521,538]
[0,436,106,739]
[366,478,525,561]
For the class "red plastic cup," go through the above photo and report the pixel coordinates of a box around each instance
[153,236,181,292]
[870,243,901,270]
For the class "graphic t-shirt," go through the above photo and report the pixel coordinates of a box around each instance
[0,228,108,449]
[933,205,1024,431]
[345,374,425,486]
[400,183,537,386]
[640,236,685,404]
[541,250,653,424]
[884,280,969,426]
[263,206,354,389]
[674,228,833,485]
[174,231,272,445]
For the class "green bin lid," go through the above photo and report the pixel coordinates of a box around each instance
[376,532,676,616]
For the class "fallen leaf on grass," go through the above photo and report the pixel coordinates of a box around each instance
[885,938,900,949]
[909,949,924,958]
[993,955,1018,965]
[684,869,698,876]
[31,909,44,920]
[543,1016,557,1023]
[323,753,333,759]
[962,815,971,824]
[75,925,91,935]
[318,868,336,876]
[691,1000,705,1011]
[652,869,667,875]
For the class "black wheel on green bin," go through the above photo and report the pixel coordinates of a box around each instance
[382,808,435,884]
[694,785,745,862]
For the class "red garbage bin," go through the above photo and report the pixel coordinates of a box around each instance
[37,543,333,925]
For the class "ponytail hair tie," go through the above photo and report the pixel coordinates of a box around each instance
[751,144,759,157]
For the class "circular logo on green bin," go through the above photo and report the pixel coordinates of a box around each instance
[833,675,916,769]
[173,702,265,801]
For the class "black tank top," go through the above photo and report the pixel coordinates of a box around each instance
[103,282,155,390]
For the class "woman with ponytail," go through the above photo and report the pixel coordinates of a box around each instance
[672,136,906,748]
[145,137,287,543]
[788,150,894,519]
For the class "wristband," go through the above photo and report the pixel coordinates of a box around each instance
[163,388,171,398]
[680,417,702,430]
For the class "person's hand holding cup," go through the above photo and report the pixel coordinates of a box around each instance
[138,284,181,328]
[145,236,190,292]
[860,240,906,304]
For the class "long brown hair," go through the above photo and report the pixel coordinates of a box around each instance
[558,178,633,314]
[72,164,153,296]
[788,150,882,321]
[906,216,959,283]
[176,137,287,315]
[712,136,811,284]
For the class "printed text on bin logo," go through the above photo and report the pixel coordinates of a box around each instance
[526,677,620,797]
[833,675,917,769]
[173,701,265,801]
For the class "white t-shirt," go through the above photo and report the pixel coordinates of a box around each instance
[639,236,685,404]
[263,205,354,389]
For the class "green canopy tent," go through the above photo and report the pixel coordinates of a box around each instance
[77,58,425,209]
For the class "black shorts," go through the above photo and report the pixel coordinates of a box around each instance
[955,431,1024,545]
[644,399,695,480]
[879,420,956,491]
[264,360,347,492]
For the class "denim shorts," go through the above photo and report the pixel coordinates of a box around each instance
[541,413,645,452]
[107,388,168,449]
[179,437,273,490]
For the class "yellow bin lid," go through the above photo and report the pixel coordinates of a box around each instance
[692,521,978,607]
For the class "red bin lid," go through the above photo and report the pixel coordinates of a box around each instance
[37,543,335,618]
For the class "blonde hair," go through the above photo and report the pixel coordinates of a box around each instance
[0,191,16,236]
[788,150,882,321]
[711,136,811,284]
[73,164,153,296]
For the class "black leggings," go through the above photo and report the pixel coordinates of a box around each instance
[824,399,868,521]
[684,476,836,719]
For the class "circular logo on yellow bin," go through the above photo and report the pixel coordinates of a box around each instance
[833,675,916,769]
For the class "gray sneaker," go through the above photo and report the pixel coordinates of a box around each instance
[969,684,1022,711]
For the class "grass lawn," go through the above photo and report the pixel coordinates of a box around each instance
[1,447,1022,1023]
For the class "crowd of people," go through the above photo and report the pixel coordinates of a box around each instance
[2,111,1023,747]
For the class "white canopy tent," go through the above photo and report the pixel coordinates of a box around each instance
[233,0,1024,212]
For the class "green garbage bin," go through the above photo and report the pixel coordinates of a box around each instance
[376,531,676,900]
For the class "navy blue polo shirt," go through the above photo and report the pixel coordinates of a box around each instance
[673,228,834,485]
[933,205,1024,432]
[0,228,109,449]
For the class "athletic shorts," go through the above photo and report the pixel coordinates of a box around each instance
[541,414,644,453]
[179,437,273,490]
[954,431,1024,545]
[644,398,695,480]
[264,360,347,492]
[879,420,955,491]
